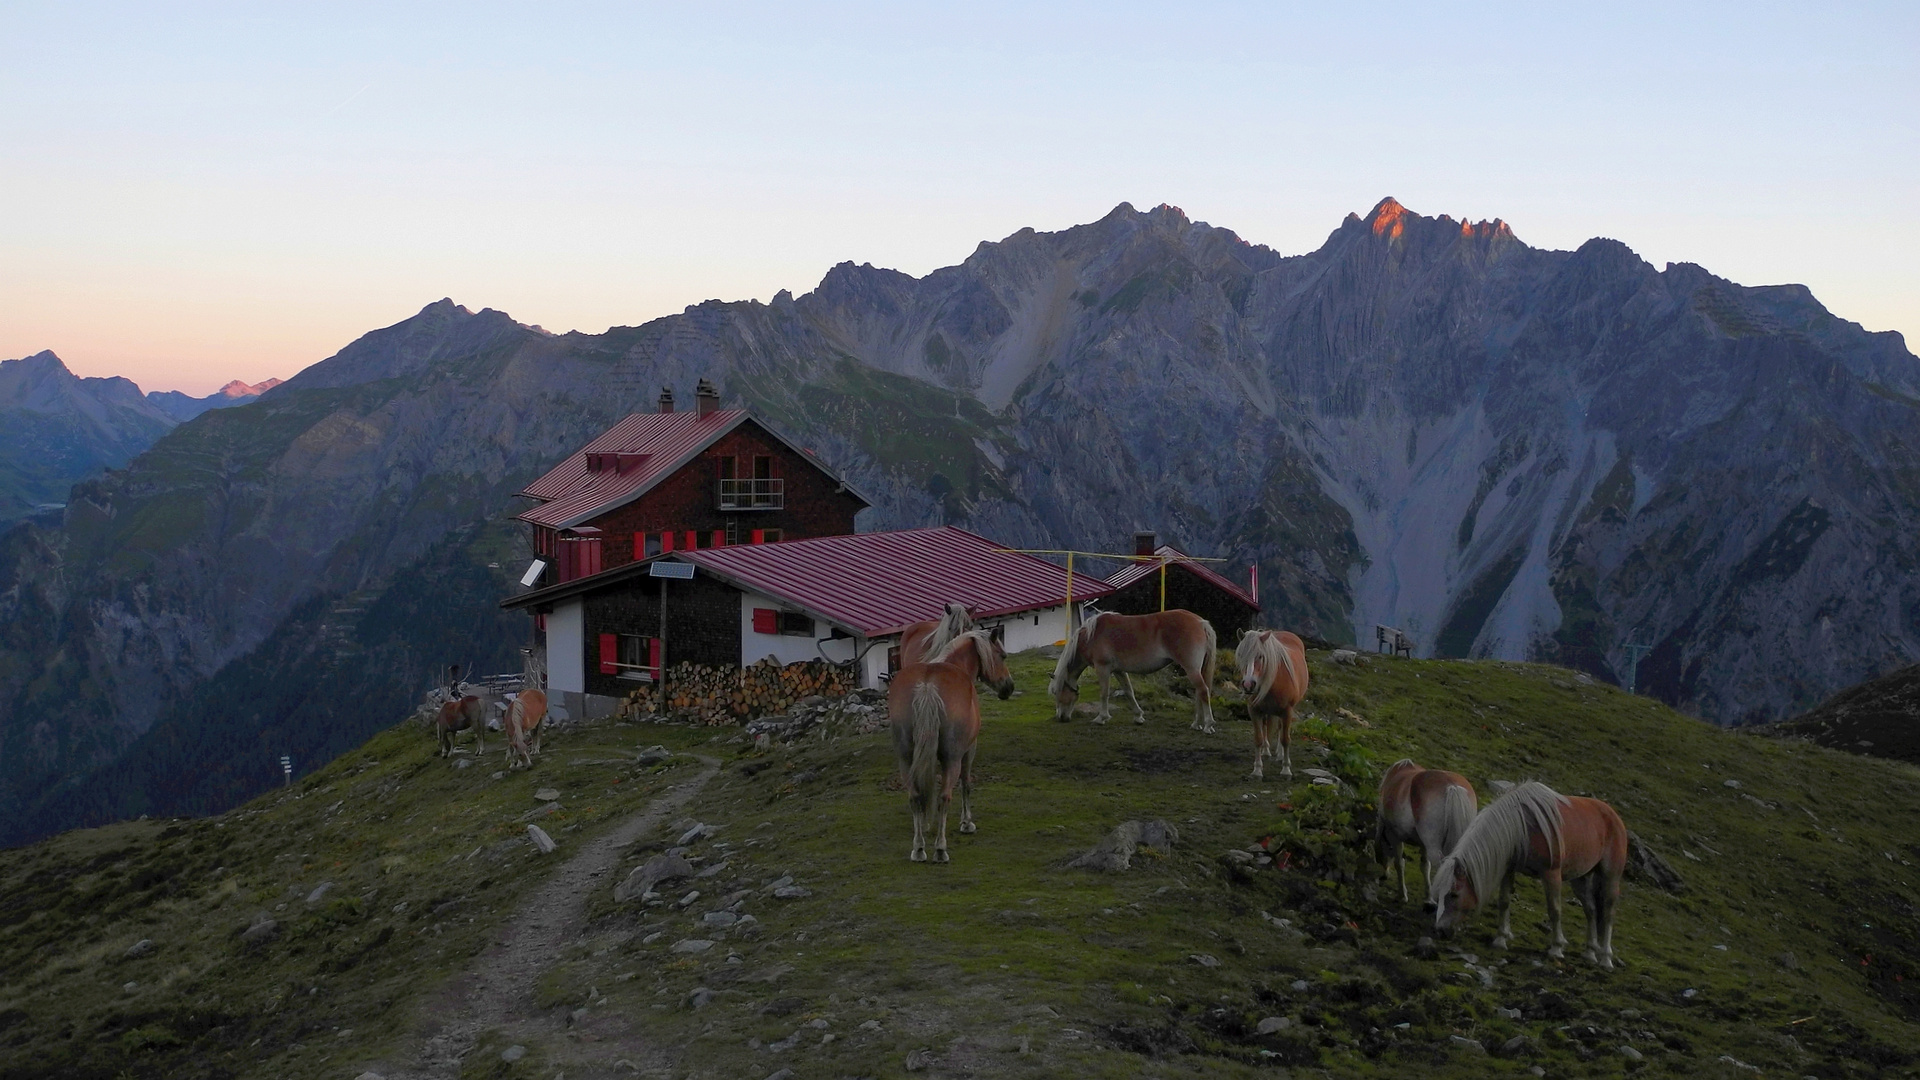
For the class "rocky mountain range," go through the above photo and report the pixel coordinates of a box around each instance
[0,351,278,524]
[2,197,1915,846]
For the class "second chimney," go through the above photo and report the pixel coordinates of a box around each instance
[658,386,675,414]
[695,378,720,417]
[1134,531,1157,556]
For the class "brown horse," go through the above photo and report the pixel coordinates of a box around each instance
[434,694,488,757]
[504,688,548,769]
[1049,610,1218,730]
[1375,758,1478,902]
[889,629,1013,863]
[898,602,975,668]
[1428,781,1629,968]
[1234,629,1308,779]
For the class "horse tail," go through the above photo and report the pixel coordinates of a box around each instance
[1199,617,1218,687]
[1438,783,1477,858]
[909,680,946,823]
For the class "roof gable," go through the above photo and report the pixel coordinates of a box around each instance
[1102,544,1259,609]
[515,410,867,529]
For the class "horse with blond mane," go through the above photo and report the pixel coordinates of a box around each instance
[504,688,548,769]
[1375,759,1478,902]
[898,602,975,668]
[889,629,1014,863]
[1049,610,1218,730]
[1428,780,1628,968]
[1233,629,1308,778]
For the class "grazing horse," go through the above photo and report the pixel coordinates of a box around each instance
[504,688,548,769]
[1234,629,1309,779]
[1049,610,1218,730]
[1428,781,1629,968]
[434,694,489,757]
[889,629,1014,863]
[898,602,975,669]
[1375,759,1478,902]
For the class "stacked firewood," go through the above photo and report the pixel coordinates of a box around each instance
[619,657,856,725]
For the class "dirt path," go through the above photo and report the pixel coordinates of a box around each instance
[378,757,721,1080]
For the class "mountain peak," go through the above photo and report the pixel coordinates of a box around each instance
[217,378,282,398]
[1365,196,1410,239]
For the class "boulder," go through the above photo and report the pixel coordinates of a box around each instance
[1624,831,1685,892]
[616,855,693,903]
[123,939,155,960]
[527,825,557,854]
[1067,820,1179,872]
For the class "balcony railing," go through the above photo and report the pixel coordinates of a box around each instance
[718,477,784,509]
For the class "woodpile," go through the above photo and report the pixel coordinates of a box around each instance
[618,657,856,726]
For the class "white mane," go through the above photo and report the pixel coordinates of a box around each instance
[1050,611,1105,697]
[932,627,993,664]
[1234,629,1299,702]
[1430,780,1567,905]
[923,602,974,662]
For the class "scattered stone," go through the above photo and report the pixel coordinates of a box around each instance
[1620,1045,1644,1061]
[671,938,715,954]
[1501,1035,1532,1056]
[353,1072,385,1080]
[453,758,472,769]
[534,787,560,802]
[1722,778,1742,789]
[859,1019,882,1031]
[1776,951,1799,969]
[122,981,138,993]
[1450,1035,1486,1053]
[772,885,811,899]
[1529,1067,1545,1077]
[491,771,505,780]
[1495,1006,1522,1020]
[1716,1055,1761,1072]
[688,987,716,1009]
[905,1047,937,1071]
[1413,936,1438,959]
[635,745,672,765]
[1290,979,1309,992]
[1682,988,1698,999]
[1066,820,1179,872]
[697,860,730,878]
[569,1007,589,1026]
[239,917,278,947]
[527,825,557,854]
[764,875,794,891]
[305,881,334,904]
[643,931,663,944]
[500,1045,526,1063]
[677,890,701,907]
[1188,953,1220,968]
[123,939,155,960]
[1489,780,1516,795]
[1256,1016,1291,1034]
[764,1070,796,1080]
[1625,831,1686,892]
[613,1060,639,1073]
[1223,849,1257,865]
[807,1018,830,1029]
[678,823,716,845]
[704,911,738,927]
[615,854,695,902]
[1329,649,1358,665]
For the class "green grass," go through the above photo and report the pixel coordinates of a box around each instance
[5,652,1919,1078]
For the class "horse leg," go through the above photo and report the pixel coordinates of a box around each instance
[933,763,960,863]
[1492,867,1517,949]
[1596,870,1620,969]
[1192,672,1215,733]
[1277,708,1293,779]
[908,795,927,862]
[1249,713,1266,779]
[1399,846,1411,904]
[1123,673,1146,724]
[1093,667,1112,725]
[957,745,977,834]
[1543,868,1567,959]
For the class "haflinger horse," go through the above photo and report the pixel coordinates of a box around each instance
[889,629,1014,863]
[1376,759,1478,902]
[1049,610,1218,731]
[504,687,548,769]
[1234,629,1308,779]
[434,692,489,757]
[1427,780,1629,968]
[898,602,975,669]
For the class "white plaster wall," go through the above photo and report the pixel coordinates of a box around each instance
[738,591,833,667]
[984,603,1072,655]
[547,599,585,694]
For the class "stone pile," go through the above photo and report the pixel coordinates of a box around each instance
[742,687,888,746]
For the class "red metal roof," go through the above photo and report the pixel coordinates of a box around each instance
[1103,544,1259,610]
[675,526,1115,637]
[516,409,864,529]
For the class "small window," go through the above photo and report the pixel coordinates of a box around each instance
[761,528,783,543]
[718,455,738,480]
[618,635,660,680]
[887,646,902,673]
[777,611,812,636]
[753,455,773,480]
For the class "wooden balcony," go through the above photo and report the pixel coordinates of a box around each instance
[718,477,784,510]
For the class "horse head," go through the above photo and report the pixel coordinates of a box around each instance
[975,630,1014,700]
[1426,857,1478,933]
[1048,625,1085,720]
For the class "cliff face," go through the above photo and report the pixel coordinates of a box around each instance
[4,201,1916,844]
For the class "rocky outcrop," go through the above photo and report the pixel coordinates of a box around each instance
[3,199,1916,845]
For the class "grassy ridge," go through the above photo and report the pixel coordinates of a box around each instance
[4,651,1919,1078]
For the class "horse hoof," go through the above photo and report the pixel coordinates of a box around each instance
[933,850,949,864]
[1492,936,1510,949]
[1547,946,1565,960]
[1092,717,1107,726]
[959,822,976,834]
[910,850,926,862]
[1134,716,1147,725]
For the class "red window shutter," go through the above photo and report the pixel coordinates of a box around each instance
[752,608,778,635]
[649,637,662,673]
[684,530,697,551]
[751,529,765,544]
[584,538,602,576]
[660,530,674,552]
[711,529,725,549]
[599,633,618,675]
[633,533,644,561]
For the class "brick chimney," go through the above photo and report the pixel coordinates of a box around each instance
[695,378,720,417]
[1134,531,1156,556]
[657,386,675,414]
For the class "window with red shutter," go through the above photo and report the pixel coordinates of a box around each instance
[752,608,778,635]
[649,638,662,673]
[599,634,618,675]
[660,530,675,552]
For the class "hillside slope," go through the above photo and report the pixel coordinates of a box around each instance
[6,198,1919,846]
[2,653,1915,1078]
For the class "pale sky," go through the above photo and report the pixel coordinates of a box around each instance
[3,3,1914,396]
